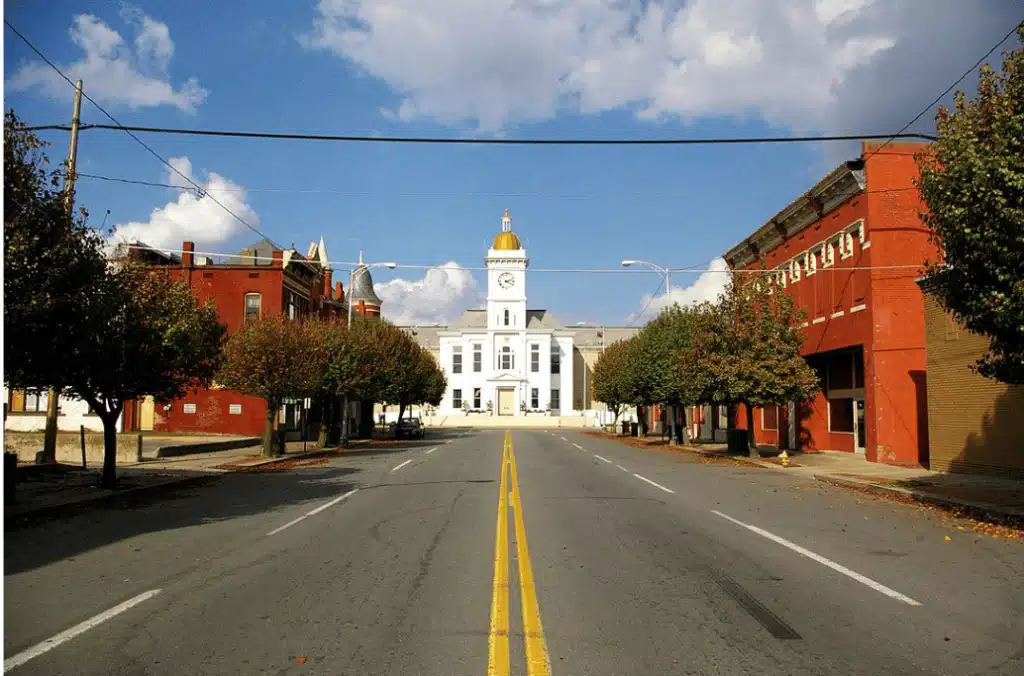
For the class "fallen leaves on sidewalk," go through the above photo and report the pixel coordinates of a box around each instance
[824,480,1023,543]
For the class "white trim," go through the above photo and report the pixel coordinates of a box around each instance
[801,321,809,328]
[849,304,867,313]
[812,317,826,325]
[861,241,871,249]
[830,310,845,319]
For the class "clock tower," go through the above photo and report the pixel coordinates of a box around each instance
[486,209,528,330]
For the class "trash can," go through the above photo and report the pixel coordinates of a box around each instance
[630,422,639,437]
[620,419,629,436]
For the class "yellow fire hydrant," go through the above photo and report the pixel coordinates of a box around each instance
[779,450,790,467]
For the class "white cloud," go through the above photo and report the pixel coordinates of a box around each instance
[375,263,482,325]
[303,0,1018,134]
[627,257,730,325]
[108,157,258,251]
[7,11,206,113]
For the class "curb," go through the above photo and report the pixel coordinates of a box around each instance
[814,475,1024,520]
[4,473,221,530]
[227,440,374,470]
[586,433,768,468]
[154,437,261,458]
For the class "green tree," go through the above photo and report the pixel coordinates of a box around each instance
[695,270,820,458]
[316,320,374,445]
[4,110,107,462]
[592,339,631,426]
[369,323,446,422]
[916,27,1024,384]
[64,266,226,486]
[626,305,705,443]
[218,316,323,458]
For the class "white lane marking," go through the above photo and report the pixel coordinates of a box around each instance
[425,447,438,454]
[633,474,675,494]
[711,510,922,606]
[594,454,611,463]
[572,443,585,451]
[4,589,162,672]
[307,489,359,516]
[445,439,454,444]
[391,459,414,472]
[560,436,568,442]
[267,489,359,536]
[616,465,629,472]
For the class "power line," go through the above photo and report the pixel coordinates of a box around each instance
[3,18,279,248]
[77,171,922,200]
[21,123,939,145]
[628,277,667,327]
[868,18,1023,159]
[124,244,930,275]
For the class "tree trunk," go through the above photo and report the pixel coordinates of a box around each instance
[317,394,331,447]
[677,406,689,444]
[40,386,60,464]
[263,404,279,458]
[398,403,406,422]
[667,404,677,446]
[745,402,759,458]
[98,405,122,489]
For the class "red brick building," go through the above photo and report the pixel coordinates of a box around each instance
[710,141,937,465]
[122,238,347,436]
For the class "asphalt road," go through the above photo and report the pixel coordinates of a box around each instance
[5,429,1023,675]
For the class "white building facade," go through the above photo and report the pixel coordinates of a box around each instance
[436,211,574,417]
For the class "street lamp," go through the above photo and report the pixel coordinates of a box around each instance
[621,259,670,298]
[622,259,680,443]
[342,260,397,445]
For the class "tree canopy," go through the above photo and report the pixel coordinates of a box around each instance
[591,269,819,455]
[4,110,107,392]
[916,27,1024,384]
[218,315,322,456]
[591,339,631,424]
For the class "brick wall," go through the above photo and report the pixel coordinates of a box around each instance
[922,291,1024,477]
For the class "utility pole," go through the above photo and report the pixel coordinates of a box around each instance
[41,79,84,464]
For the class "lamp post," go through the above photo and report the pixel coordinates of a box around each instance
[621,259,678,444]
[621,259,670,300]
[341,260,396,445]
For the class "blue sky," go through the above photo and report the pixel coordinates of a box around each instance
[4,1,1020,326]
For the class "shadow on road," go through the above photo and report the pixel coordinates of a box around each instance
[3,465,363,575]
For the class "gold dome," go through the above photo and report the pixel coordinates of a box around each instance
[493,231,522,250]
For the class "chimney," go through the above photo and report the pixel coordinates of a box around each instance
[182,241,195,268]
[334,281,344,302]
[323,269,333,298]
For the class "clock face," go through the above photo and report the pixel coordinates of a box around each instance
[498,272,515,290]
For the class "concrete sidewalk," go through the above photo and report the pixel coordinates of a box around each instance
[590,432,1024,520]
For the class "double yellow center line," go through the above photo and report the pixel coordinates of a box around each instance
[488,431,551,676]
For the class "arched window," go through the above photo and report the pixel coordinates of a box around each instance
[504,309,510,326]
[500,346,513,370]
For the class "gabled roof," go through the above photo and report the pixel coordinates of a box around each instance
[451,309,487,329]
[525,310,563,329]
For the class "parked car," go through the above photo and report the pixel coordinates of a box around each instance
[394,417,424,439]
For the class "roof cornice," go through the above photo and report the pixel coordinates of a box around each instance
[723,159,866,269]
